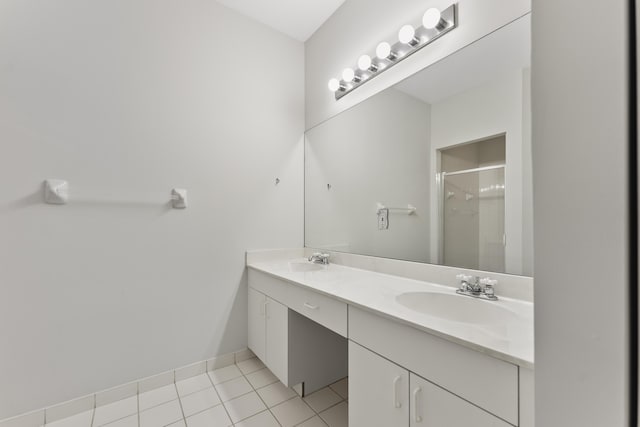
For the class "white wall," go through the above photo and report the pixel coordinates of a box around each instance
[532,0,630,425]
[305,0,530,129]
[430,70,528,275]
[305,88,430,262]
[0,0,304,418]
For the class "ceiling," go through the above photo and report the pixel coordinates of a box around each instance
[394,15,531,104]
[215,0,346,42]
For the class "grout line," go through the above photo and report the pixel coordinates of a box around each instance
[204,363,234,426]
[93,410,139,427]
[313,400,345,422]
[35,361,343,427]
[90,395,96,427]
[239,363,283,427]
[137,391,180,415]
[172,383,187,425]
[136,382,140,427]
[4,354,242,427]
[298,384,347,427]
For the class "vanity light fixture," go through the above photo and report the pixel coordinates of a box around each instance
[342,67,361,83]
[358,54,378,73]
[328,78,345,93]
[398,24,420,46]
[376,42,397,61]
[423,8,448,31]
[327,3,457,100]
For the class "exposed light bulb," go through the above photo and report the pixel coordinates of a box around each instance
[358,55,372,71]
[328,78,340,92]
[398,24,418,45]
[376,42,395,60]
[423,8,446,30]
[342,68,355,83]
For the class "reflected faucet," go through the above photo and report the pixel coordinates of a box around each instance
[456,274,498,301]
[308,252,330,265]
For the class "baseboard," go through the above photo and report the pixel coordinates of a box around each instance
[0,348,255,427]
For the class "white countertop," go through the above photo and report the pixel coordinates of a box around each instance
[247,258,534,368]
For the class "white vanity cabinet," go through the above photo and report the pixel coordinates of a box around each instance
[247,287,288,384]
[248,269,348,394]
[247,262,532,426]
[349,341,409,427]
[410,374,511,427]
[247,287,266,361]
[349,341,512,427]
[349,306,521,426]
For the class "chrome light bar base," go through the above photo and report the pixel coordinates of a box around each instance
[335,3,457,100]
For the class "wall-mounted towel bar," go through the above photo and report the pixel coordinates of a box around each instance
[43,179,188,209]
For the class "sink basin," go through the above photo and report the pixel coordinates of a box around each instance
[288,261,325,272]
[395,292,516,325]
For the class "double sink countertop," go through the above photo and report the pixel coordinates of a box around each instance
[247,258,534,369]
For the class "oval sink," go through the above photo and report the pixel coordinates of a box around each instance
[395,291,516,325]
[288,261,325,272]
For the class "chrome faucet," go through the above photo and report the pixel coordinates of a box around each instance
[308,252,330,265]
[455,274,498,301]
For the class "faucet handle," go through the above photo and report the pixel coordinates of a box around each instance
[456,274,472,282]
[480,278,498,286]
[480,278,498,298]
[456,274,474,292]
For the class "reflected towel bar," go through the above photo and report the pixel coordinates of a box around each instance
[376,202,417,215]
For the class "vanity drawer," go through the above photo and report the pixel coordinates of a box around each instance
[285,282,347,337]
[249,269,289,301]
[349,306,518,425]
[248,269,348,337]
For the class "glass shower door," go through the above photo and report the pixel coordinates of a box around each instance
[440,166,505,272]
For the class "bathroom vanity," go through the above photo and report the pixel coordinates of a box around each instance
[250,9,535,427]
[246,251,533,427]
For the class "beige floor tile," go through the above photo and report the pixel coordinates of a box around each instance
[233,410,279,427]
[245,368,278,389]
[215,376,253,402]
[303,387,342,413]
[208,365,243,385]
[297,416,329,427]
[236,358,265,375]
[328,378,348,400]
[270,397,315,427]
[176,374,213,397]
[319,401,348,427]
[139,400,182,427]
[139,384,178,411]
[185,406,231,427]
[223,392,266,424]
[93,397,137,426]
[256,381,297,408]
[179,387,221,417]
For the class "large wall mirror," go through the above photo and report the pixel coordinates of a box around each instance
[305,15,532,277]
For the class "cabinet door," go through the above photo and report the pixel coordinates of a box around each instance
[410,374,511,427]
[248,287,266,362]
[265,297,288,385]
[349,341,409,427]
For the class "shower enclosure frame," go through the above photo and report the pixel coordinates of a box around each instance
[437,164,506,268]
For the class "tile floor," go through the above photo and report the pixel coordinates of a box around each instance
[45,358,348,427]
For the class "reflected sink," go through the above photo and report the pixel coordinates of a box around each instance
[395,292,516,325]
[288,261,325,272]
